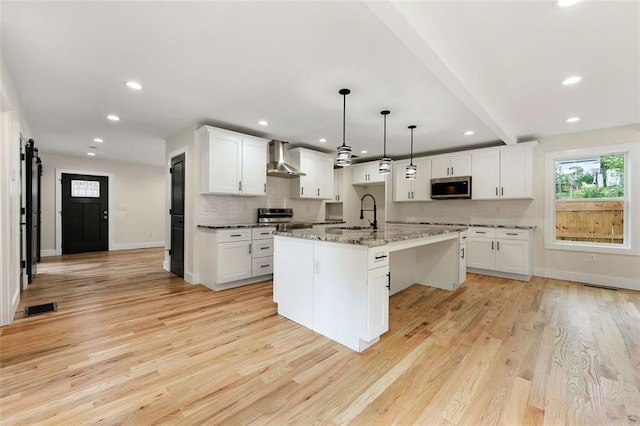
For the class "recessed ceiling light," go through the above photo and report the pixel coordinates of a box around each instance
[464,130,475,136]
[87,152,96,157]
[107,114,120,121]
[319,138,327,143]
[557,0,582,7]
[562,76,582,85]
[126,81,143,90]
[258,120,269,126]
[566,116,581,123]
[360,150,368,154]
[93,138,104,143]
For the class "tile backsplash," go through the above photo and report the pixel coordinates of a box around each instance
[197,177,325,224]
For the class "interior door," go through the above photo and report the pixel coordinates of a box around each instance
[170,153,185,277]
[25,139,40,282]
[61,173,108,254]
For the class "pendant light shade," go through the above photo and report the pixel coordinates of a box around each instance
[405,125,417,180]
[378,110,392,175]
[336,88,352,167]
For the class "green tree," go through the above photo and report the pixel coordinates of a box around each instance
[601,154,624,187]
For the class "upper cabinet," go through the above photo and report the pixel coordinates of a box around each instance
[197,125,267,196]
[289,147,334,199]
[393,158,431,202]
[431,154,472,178]
[328,169,344,203]
[352,161,386,185]
[472,144,534,200]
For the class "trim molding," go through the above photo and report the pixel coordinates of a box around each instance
[534,267,640,292]
[185,272,198,285]
[111,241,165,251]
[40,249,57,258]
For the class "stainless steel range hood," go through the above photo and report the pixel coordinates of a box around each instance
[267,140,306,178]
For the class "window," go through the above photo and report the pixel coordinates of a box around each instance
[71,180,100,198]
[545,142,639,255]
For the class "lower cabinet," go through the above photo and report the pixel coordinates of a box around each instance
[199,226,275,291]
[458,231,467,286]
[365,266,390,341]
[466,227,533,280]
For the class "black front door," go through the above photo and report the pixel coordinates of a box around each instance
[170,154,185,277]
[61,173,109,254]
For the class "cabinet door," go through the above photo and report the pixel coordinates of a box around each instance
[333,169,343,201]
[298,150,317,197]
[450,154,471,177]
[412,157,432,201]
[431,157,450,179]
[472,150,500,200]
[217,241,252,283]
[205,132,242,194]
[393,159,412,201]
[458,242,467,286]
[351,163,369,185]
[365,266,389,341]
[500,147,533,199]
[495,239,530,275]
[367,163,385,184]
[241,137,267,195]
[316,155,334,199]
[466,237,495,270]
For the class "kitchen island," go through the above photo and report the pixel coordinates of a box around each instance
[273,224,467,352]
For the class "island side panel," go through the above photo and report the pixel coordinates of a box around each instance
[273,235,314,329]
[414,238,459,291]
[313,241,368,352]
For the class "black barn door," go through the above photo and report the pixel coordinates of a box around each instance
[25,139,41,283]
[170,154,185,277]
[61,174,108,254]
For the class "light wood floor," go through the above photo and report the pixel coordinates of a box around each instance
[1,248,639,425]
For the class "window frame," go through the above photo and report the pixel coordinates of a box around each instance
[544,142,639,256]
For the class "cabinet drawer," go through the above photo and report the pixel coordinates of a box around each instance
[467,227,496,238]
[497,228,529,241]
[217,228,251,242]
[368,246,389,269]
[252,258,273,276]
[252,227,275,240]
[252,239,274,258]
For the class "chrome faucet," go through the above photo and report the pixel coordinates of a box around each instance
[360,193,377,230]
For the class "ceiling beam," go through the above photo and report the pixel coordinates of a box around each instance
[365,1,517,145]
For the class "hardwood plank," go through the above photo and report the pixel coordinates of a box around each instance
[1,248,639,424]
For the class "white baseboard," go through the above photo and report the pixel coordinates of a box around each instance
[163,260,170,272]
[110,241,165,251]
[40,249,57,257]
[534,267,640,292]
[185,272,198,285]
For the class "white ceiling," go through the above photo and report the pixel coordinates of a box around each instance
[2,1,638,167]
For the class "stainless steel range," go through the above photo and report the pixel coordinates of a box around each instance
[257,208,313,231]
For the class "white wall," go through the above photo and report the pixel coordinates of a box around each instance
[0,58,32,325]
[387,124,640,290]
[39,153,166,255]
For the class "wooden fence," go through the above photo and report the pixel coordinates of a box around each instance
[555,200,624,244]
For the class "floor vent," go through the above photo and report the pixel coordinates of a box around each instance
[24,302,58,318]
[583,284,618,291]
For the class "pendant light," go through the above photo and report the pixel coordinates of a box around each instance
[378,110,392,174]
[336,88,352,166]
[405,125,417,180]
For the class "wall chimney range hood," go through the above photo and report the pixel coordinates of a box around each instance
[267,140,305,178]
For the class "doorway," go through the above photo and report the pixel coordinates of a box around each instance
[61,173,109,254]
[170,153,185,277]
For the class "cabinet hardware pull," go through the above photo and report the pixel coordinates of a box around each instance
[260,264,270,268]
[238,181,242,191]
[317,188,320,196]
[461,247,465,259]
[375,254,388,260]
[451,167,454,175]
[501,187,504,196]
[249,244,252,254]
[386,272,391,290]
[496,187,498,196]
[497,241,500,250]
[476,231,486,234]
[260,247,269,250]
[411,191,414,198]
[301,187,304,195]
[408,191,410,199]
[264,183,266,192]
[261,232,270,235]
[506,232,518,236]
[491,241,494,250]
[231,234,242,237]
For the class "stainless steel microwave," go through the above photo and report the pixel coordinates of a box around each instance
[430,176,472,199]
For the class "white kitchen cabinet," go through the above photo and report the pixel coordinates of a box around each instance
[458,231,467,286]
[365,266,390,341]
[289,148,334,199]
[431,154,471,178]
[199,226,275,291]
[273,236,314,328]
[197,125,267,196]
[328,169,343,202]
[352,161,385,185]
[466,227,533,280]
[471,144,534,200]
[393,158,431,202]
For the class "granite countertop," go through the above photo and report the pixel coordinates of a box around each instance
[274,224,466,247]
[198,223,273,229]
[386,221,536,230]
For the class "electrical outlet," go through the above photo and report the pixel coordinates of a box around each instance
[588,254,597,263]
